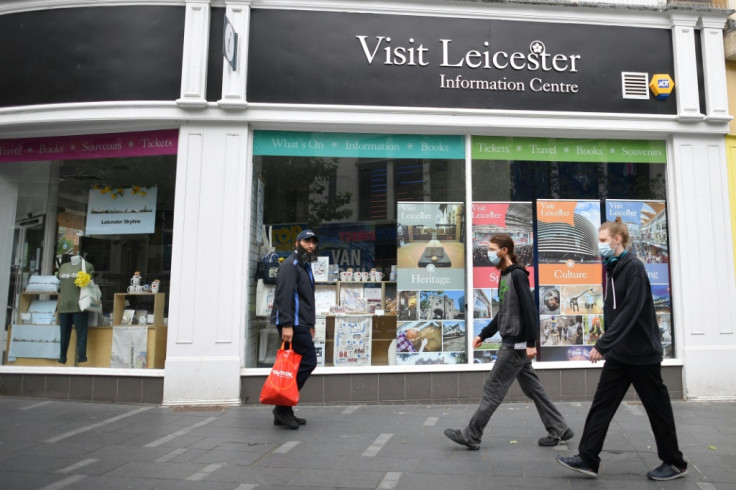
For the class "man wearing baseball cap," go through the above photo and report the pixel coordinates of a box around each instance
[269,229,319,429]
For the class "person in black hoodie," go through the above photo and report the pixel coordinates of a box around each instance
[557,217,687,481]
[444,234,573,450]
[269,229,319,429]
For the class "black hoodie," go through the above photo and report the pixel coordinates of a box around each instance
[595,251,663,365]
[478,264,538,348]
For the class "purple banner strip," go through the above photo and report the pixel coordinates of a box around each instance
[0,129,178,162]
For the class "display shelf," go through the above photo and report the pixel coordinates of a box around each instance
[17,291,60,325]
[111,292,167,368]
[112,292,165,326]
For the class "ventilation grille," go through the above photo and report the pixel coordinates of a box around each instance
[621,72,650,100]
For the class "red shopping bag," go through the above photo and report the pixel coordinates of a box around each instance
[260,342,302,406]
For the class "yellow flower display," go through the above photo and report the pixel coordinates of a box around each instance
[74,271,91,288]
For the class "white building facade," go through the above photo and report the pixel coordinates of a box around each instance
[0,0,734,405]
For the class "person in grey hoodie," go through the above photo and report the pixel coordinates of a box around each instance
[556,217,687,481]
[444,234,573,450]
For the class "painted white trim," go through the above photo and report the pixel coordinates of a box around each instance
[249,0,673,29]
[241,357,684,376]
[177,1,212,108]
[0,0,187,15]
[218,1,251,109]
[670,14,703,121]
[699,23,732,123]
[0,101,729,140]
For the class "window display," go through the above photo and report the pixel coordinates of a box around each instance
[0,130,177,368]
[471,136,674,361]
[249,131,674,369]
[248,131,466,368]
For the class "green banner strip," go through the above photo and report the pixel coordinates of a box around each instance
[253,131,465,159]
[472,136,666,163]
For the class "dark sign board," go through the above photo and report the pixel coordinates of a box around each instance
[0,6,184,108]
[247,9,677,114]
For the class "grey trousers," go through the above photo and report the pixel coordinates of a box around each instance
[464,344,568,444]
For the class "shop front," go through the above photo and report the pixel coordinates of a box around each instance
[1,1,734,405]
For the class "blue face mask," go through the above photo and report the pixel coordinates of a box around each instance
[598,241,615,258]
[487,250,501,265]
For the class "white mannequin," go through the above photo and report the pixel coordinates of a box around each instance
[70,255,81,265]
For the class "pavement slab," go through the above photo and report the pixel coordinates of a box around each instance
[0,397,734,489]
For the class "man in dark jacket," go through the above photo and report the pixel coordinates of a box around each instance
[270,229,319,429]
[557,218,687,481]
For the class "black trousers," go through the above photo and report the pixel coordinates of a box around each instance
[275,325,317,412]
[59,311,88,363]
[578,358,686,471]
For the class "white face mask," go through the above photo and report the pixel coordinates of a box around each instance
[487,250,501,265]
[598,240,614,258]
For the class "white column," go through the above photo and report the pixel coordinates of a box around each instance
[163,124,250,405]
[699,14,733,124]
[667,135,736,398]
[177,1,211,109]
[670,13,703,122]
[218,0,251,110]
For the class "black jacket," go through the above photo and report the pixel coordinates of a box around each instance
[478,264,538,348]
[595,251,663,365]
[270,252,316,329]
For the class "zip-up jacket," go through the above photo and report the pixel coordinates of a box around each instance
[270,252,316,329]
[595,251,663,365]
[478,264,538,348]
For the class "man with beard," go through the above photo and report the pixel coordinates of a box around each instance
[270,229,319,429]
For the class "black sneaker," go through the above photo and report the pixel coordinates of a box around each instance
[443,428,480,450]
[272,408,299,430]
[647,463,687,481]
[274,413,306,426]
[556,454,598,478]
[538,427,574,447]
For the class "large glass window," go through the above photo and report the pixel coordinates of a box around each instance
[248,131,466,368]
[1,130,177,368]
[249,133,674,369]
[471,137,673,362]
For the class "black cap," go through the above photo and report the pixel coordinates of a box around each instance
[296,229,318,241]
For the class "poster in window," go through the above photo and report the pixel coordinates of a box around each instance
[394,320,467,365]
[396,202,465,291]
[333,315,372,366]
[472,202,534,289]
[606,200,672,357]
[86,186,157,235]
[110,326,148,368]
[471,202,533,362]
[537,200,602,360]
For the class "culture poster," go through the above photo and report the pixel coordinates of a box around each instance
[110,326,148,368]
[472,202,534,289]
[537,200,602,361]
[605,200,673,357]
[334,315,372,366]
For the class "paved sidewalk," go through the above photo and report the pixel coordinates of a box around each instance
[0,397,734,490]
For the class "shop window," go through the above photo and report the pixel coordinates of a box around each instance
[249,131,466,368]
[471,137,674,362]
[1,130,177,368]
